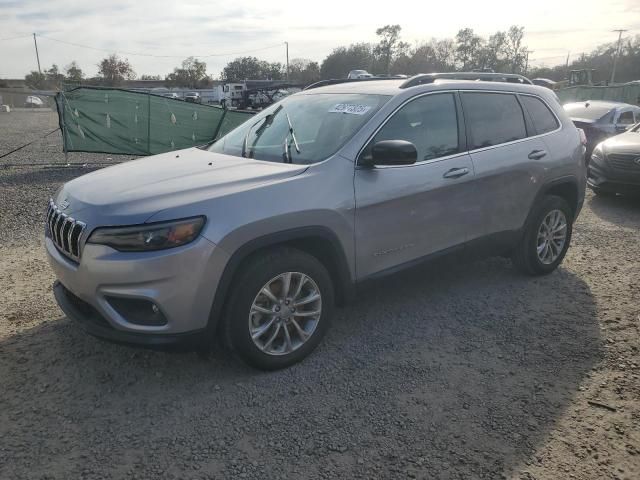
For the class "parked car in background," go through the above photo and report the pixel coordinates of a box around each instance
[532,78,557,89]
[24,95,44,108]
[347,69,373,79]
[588,122,640,196]
[47,76,585,370]
[184,92,201,104]
[564,100,640,156]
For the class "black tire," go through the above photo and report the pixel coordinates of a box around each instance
[512,195,573,276]
[222,247,334,370]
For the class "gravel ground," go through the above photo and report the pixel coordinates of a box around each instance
[1,110,639,479]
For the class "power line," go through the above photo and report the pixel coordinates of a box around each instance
[36,35,285,59]
[0,34,31,42]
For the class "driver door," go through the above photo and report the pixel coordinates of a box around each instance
[354,92,476,279]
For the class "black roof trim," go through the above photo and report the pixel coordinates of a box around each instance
[400,72,533,88]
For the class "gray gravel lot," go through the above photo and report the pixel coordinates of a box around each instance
[1,110,639,479]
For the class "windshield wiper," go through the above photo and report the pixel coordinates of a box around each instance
[282,111,301,164]
[285,112,301,154]
[242,106,283,158]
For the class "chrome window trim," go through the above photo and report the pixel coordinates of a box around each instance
[356,89,564,169]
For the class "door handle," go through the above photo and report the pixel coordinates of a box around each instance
[528,149,547,160]
[443,167,470,179]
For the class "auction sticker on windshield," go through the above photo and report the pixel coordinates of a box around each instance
[329,104,372,115]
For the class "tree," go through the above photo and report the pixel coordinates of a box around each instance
[374,25,409,74]
[455,28,484,70]
[320,43,374,79]
[165,57,208,88]
[221,57,284,81]
[503,26,526,73]
[287,58,320,85]
[65,61,84,83]
[44,64,65,89]
[97,54,135,86]
[24,71,47,89]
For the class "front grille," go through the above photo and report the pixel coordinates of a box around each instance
[46,199,86,262]
[607,153,640,172]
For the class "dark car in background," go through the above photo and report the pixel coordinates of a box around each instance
[588,122,640,196]
[564,100,640,156]
[184,92,201,104]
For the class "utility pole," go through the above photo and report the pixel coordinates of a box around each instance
[524,50,534,75]
[33,33,41,74]
[285,41,289,82]
[610,29,627,84]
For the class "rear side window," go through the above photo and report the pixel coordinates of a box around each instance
[618,111,635,125]
[367,93,460,162]
[462,92,527,149]
[521,95,559,134]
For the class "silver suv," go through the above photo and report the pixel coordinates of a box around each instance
[46,76,586,370]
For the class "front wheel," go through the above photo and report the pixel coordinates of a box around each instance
[223,248,334,370]
[512,195,573,275]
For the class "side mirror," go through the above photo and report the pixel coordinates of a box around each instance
[361,140,418,167]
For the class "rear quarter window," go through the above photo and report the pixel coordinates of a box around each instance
[521,95,560,134]
[462,92,527,149]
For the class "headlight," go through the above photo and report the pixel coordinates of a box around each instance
[87,216,205,252]
[590,144,605,165]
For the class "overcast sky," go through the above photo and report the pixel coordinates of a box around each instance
[1,0,639,79]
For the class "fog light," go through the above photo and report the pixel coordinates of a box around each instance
[106,297,168,326]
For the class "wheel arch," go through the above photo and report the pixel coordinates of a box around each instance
[535,176,580,220]
[206,226,354,337]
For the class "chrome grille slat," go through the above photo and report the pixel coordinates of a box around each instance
[46,199,86,262]
[607,153,640,172]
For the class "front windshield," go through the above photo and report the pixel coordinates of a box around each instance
[208,93,390,164]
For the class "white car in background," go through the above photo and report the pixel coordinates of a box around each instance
[25,96,44,108]
[347,70,373,79]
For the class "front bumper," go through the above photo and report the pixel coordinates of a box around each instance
[46,234,230,339]
[588,162,640,194]
[53,281,204,347]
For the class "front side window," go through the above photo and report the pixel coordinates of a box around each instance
[462,92,527,149]
[209,93,390,164]
[521,95,559,134]
[363,93,460,162]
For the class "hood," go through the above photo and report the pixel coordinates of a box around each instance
[602,131,640,154]
[56,148,308,222]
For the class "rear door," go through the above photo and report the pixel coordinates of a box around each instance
[354,92,476,279]
[461,91,550,240]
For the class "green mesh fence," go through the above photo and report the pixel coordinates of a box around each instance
[556,83,640,106]
[55,87,255,156]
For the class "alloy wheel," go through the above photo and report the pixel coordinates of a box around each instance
[536,209,567,265]
[248,272,322,356]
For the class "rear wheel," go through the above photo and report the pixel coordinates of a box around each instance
[223,248,334,370]
[512,195,573,275]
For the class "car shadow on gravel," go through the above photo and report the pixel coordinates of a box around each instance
[0,256,601,479]
[588,192,640,226]
[0,166,104,186]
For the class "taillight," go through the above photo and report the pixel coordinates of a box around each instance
[577,128,587,146]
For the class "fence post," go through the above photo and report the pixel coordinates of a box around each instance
[212,107,226,141]
[146,91,151,155]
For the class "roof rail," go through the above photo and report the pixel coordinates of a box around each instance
[303,77,401,91]
[400,72,533,88]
